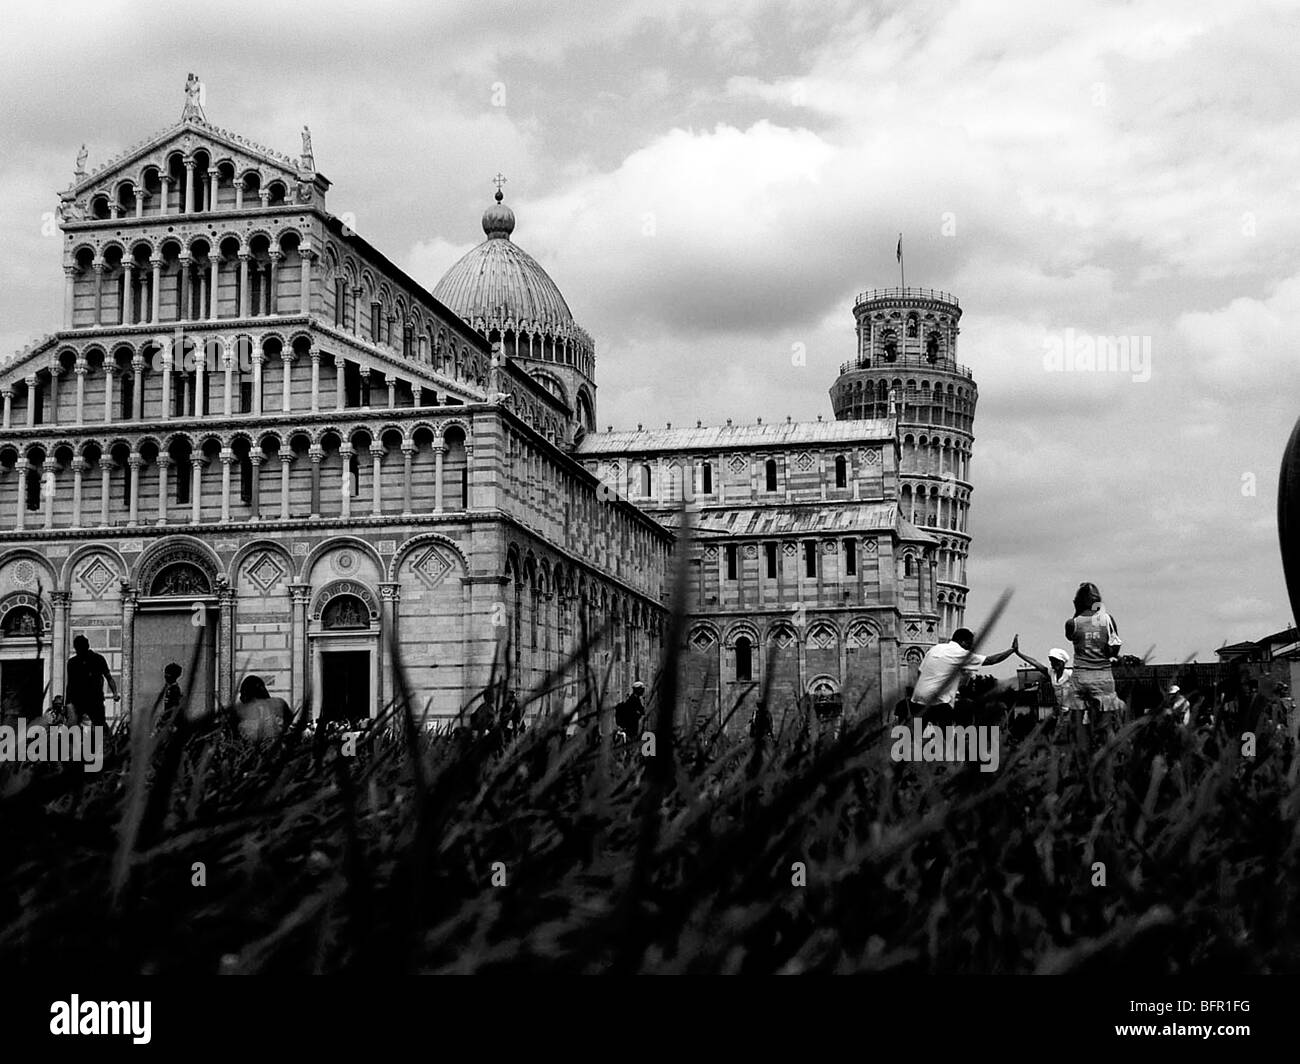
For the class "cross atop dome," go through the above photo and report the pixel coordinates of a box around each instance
[482,174,515,239]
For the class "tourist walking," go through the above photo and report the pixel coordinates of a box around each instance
[64,634,120,727]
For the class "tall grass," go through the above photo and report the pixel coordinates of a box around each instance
[2,595,1297,975]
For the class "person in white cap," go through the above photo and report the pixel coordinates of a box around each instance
[1165,684,1191,726]
[1014,639,1075,722]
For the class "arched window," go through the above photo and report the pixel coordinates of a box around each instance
[322,594,371,630]
[765,459,778,492]
[701,462,713,494]
[735,635,753,682]
[926,331,940,362]
[904,555,913,578]
[834,455,847,488]
[639,463,652,497]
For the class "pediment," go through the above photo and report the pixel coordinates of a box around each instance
[66,119,318,207]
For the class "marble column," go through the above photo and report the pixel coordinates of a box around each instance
[127,453,142,526]
[309,446,322,518]
[150,257,162,324]
[433,444,445,513]
[370,444,384,515]
[42,457,57,529]
[339,444,353,520]
[98,460,110,527]
[279,452,292,520]
[14,459,27,531]
[191,457,204,524]
[92,262,104,326]
[156,457,170,525]
[248,455,262,521]
[377,583,400,714]
[238,252,251,318]
[132,356,144,421]
[299,241,312,314]
[281,350,293,412]
[219,449,233,521]
[50,591,71,701]
[401,444,414,515]
[120,584,138,716]
[71,457,85,528]
[309,349,320,413]
[289,584,311,711]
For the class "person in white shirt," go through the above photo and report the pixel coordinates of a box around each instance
[1015,643,1075,722]
[911,627,1016,724]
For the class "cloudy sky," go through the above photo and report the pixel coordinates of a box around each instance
[1,0,1297,670]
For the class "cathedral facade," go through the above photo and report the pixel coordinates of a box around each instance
[0,80,979,727]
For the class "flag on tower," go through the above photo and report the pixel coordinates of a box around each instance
[896,234,902,262]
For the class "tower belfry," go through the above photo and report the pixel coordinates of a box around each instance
[829,286,978,637]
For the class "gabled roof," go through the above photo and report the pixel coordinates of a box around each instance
[642,500,937,546]
[70,117,311,196]
[576,418,895,456]
[0,334,59,381]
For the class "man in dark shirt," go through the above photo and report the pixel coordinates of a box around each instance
[65,634,119,727]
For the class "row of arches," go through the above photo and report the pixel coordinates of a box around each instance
[901,434,972,482]
[900,482,971,535]
[86,149,293,220]
[0,422,472,530]
[0,329,489,435]
[69,229,308,327]
[688,617,882,684]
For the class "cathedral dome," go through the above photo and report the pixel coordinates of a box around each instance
[433,189,577,333]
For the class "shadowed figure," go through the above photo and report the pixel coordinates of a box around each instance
[233,674,292,741]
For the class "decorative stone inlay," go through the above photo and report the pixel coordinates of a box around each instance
[333,549,358,574]
[378,540,396,554]
[411,546,453,589]
[771,627,795,650]
[822,540,838,554]
[846,623,876,648]
[704,546,719,561]
[863,448,881,465]
[76,557,117,599]
[796,452,814,471]
[245,551,286,593]
[689,626,716,650]
[729,456,746,474]
[743,544,758,559]
[807,625,837,650]
[293,541,310,556]
[12,561,36,586]
[782,543,797,557]
[864,538,878,554]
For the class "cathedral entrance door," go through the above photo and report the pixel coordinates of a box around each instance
[319,649,371,724]
[131,606,216,723]
[0,659,44,721]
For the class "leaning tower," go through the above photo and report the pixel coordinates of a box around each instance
[828,287,977,637]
